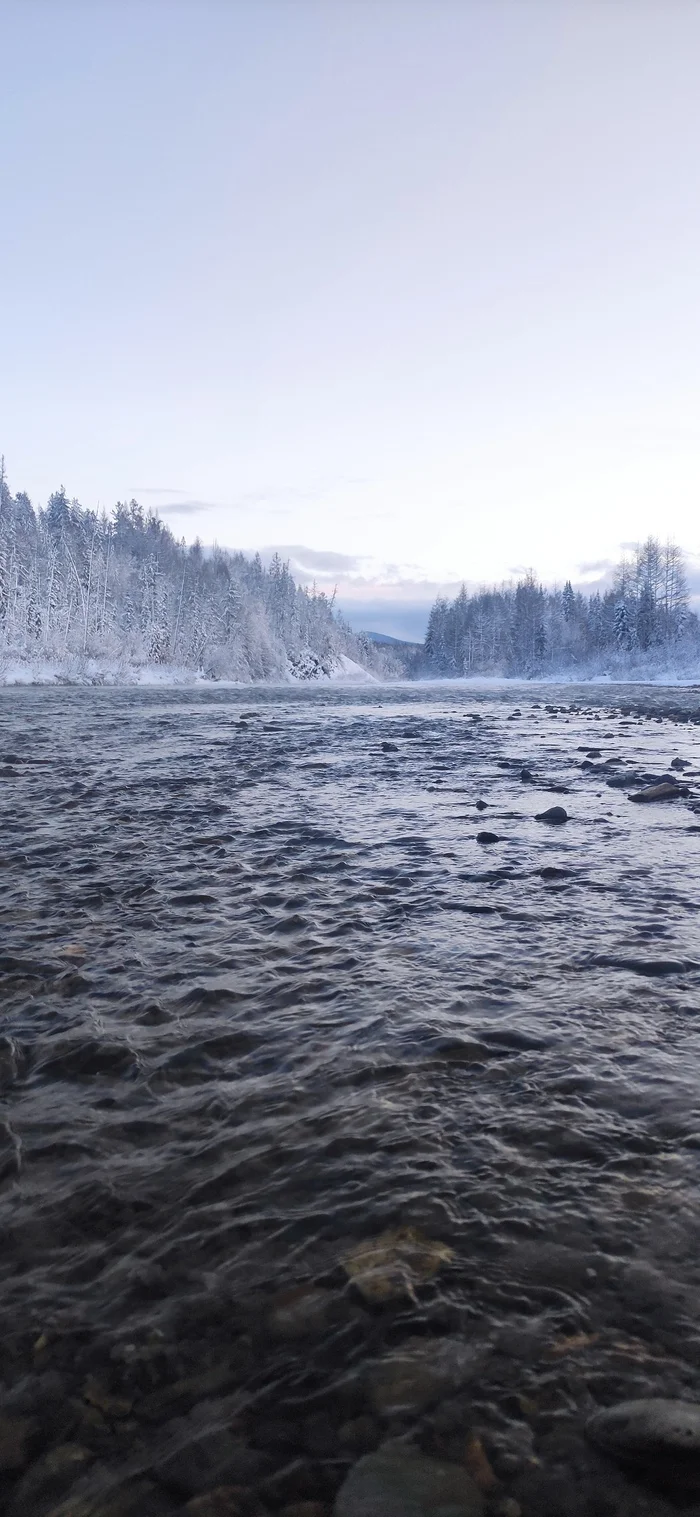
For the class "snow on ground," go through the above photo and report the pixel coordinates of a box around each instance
[0,651,380,688]
[327,653,378,683]
[286,650,378,684]
[2,655,700,689]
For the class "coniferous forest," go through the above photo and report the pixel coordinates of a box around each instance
[0,466,397,682]
[422,538,699,679]
[1,464,698,683]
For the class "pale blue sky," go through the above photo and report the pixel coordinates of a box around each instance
[3,1,700,637]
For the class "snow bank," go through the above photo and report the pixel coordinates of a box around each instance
[286,650,378,684]
[328,653,379,684]
[0,651,379,688]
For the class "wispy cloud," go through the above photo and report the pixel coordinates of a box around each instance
[577,558,614,575]
[129,487,191,497]
[158,500,221,516]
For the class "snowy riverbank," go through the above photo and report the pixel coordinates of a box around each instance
[0,650,379,688]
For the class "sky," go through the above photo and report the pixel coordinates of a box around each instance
[2,1,700,640]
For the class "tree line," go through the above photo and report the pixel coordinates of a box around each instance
[422,537,698,677]
[0,463,395,681]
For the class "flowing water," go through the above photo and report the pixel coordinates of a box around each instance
[3,682,700,1515]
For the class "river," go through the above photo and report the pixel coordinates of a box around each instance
[2,682,700,1516]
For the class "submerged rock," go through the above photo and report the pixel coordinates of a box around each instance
[606,772,643,789]
[46,1480,174,1517]
[586,1398,700,1489]
[535,806,568,824]
[0,1412,36,1472]
[266,1285,337,1339]
[334,1445,485,1517]
[476,831,500,844]
[342,1227,454,1304]
[367,1335,491,1416]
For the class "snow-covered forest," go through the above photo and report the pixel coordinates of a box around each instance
[0,466,395,683]
[3,464,697,686]
[423,537,699,678]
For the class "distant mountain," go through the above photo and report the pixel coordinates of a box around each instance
[360,630,420,647]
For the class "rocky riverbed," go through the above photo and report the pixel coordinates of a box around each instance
[3,681,700,1516]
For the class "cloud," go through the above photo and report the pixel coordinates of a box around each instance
[576,558,614,576]
[259,544,363,576]
[158,500,221,516]
[129,487,191,497]
[256,542,458,593]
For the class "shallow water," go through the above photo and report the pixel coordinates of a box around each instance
[3,681,700,1513]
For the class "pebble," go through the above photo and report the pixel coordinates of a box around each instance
[535,806,568,824]
[334,1446,484,1517]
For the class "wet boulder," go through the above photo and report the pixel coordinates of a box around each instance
[535,806,568,824]
[629,781,687,802]
[586,1398,700,1491]
[334,1445,484,1517]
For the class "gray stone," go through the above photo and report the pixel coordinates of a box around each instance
[587,1397,700,1456]
[334,1445,484,1517]
[629,781,686,802]
[586,1398,700,1492]
[535,806,568,824]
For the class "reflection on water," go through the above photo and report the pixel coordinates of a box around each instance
[2,682,700,1514]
